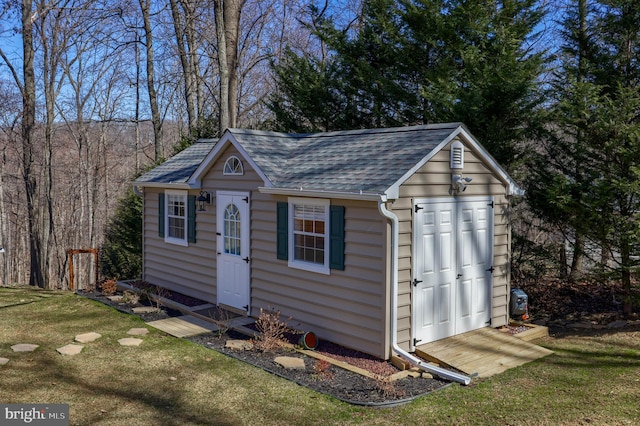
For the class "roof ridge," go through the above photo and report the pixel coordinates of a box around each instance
[228,123,462,140]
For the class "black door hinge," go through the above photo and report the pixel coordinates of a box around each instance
[413,278,423,287]
[413,338,422,346]
[243,305,249,311]
[243,257,250,263]
[414,205,424,213]
[243,197,249,203]
[486,266,495,273]
[487,201,494,208]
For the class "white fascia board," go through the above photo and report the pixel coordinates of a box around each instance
[131,181,192,190]
[386,125,524,198]
[187,131,273,188]
[385,127,461,199]
[259,186,385,202]
[456,127,525,196]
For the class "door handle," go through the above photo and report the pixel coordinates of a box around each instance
[456,274,463,279]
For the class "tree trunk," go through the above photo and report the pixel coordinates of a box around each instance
[170,0,199,135]
[214,0,243,132]
[140,0,163,162]
[22,0,45,288]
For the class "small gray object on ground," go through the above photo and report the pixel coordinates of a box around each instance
[107,295,124,302]
[75,332,102,343]
[225,339,253,351]
[607,320,628,329]
[57,344,84,356]
[274,356,306,370]
[0,358,9,365]
[11,344,39,352]
[132,306,160,314]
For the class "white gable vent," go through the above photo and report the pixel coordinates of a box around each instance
[450,141,464,169]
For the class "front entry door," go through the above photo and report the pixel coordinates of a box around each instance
[413,198,493,344]
[217,191,250,312]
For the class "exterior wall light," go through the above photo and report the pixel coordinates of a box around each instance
[197,191,211,211]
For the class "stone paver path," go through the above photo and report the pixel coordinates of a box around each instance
[118,337,143,347]
[11,344,39,352]
[75,332,102,343]
[0,357,9,365]
[57,344,84,356]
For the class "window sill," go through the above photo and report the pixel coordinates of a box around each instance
[288,260,330,275]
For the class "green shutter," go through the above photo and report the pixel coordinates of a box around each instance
[329,205,345,270]
[276,202,288,260]
[158,192,165,238]
[188,195,197,243]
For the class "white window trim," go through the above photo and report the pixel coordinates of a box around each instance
[165,189,188,247]
[288,197,330,275]
[223,155,244,175]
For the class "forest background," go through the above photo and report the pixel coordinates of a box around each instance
[1,0,639,315]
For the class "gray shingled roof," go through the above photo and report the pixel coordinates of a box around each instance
[135,123,464,193]
[230,123,461,193]
[136,141,217,185]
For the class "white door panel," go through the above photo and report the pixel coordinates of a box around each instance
[217,192,250,311]
[414,198,493,344]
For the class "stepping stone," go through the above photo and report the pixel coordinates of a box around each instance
[0,358,9,365]
[75,332,102,343]
[132,306,160,314]
[274,356,306,370]
[57,344,84,356]
[11,344,39,352]
[127,328,149,336]
[108,295,124,302]
[225,339,253,351]
[118,338,143,347]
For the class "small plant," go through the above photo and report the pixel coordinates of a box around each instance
[100,279,118,296]
[122,290,140,305]
[312,359,334,381]
[373,375,406,400]
[213,306,233,337]
[251,307,292,352]
[153,285,171,310]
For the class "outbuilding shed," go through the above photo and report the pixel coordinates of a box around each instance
[134,123,523,371]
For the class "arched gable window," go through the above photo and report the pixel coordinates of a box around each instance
[223,156,244,175]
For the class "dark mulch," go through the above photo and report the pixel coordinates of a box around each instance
[188,332,449,406]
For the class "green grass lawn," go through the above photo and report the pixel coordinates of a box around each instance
[1,287,639,425]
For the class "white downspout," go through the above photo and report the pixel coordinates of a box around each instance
[378,197,471,386]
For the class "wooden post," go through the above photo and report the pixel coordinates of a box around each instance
[67,248,99,291]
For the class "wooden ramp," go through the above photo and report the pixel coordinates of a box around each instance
[415,327,553,378]
[146,315,219,338]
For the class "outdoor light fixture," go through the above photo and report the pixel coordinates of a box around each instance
[197,191,211,211]
[452,174,472,192]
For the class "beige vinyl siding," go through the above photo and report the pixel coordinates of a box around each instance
[251,196,390,359]
[142,144,263,302]
[143,143,391,359]
[143,187,216,302]
[395,137,513,350]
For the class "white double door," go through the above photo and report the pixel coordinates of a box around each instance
[413,198,493,345]
[217,191,250,312]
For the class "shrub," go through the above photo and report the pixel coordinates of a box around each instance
[100,279,118,296]
[251,307,292,352]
